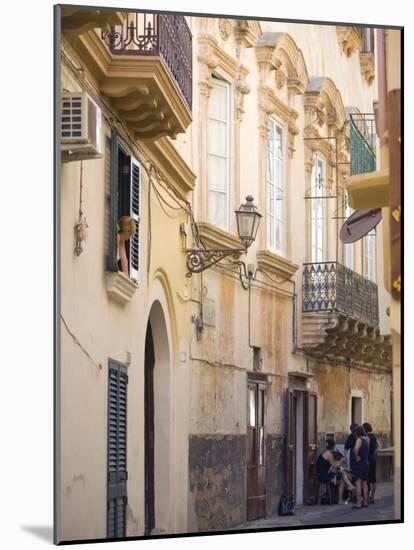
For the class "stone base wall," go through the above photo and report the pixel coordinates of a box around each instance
[188,434,246,532]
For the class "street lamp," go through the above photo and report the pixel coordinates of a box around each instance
[186,195,262,276]
[235,195,262,251]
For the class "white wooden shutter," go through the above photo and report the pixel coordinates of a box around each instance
[129,158,141,281]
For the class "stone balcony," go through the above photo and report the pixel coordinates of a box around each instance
[62,11,192,140]
[301,262,391,367]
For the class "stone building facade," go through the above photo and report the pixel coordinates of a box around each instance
[56,7,394,543]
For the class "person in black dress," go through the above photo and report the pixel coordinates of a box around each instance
[363,422,379,503]
[351,425,370,508]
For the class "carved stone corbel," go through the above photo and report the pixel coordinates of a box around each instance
[337,26,363,57]
[198,38,219,98]
[275,69,287,90]
[287,109,299,159]
[360,52,375,85]
[218,19,232,41]
[235,70,251,122]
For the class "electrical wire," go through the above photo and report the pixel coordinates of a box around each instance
[61,314,102,371]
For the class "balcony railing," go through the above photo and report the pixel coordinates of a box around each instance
[350,113,376,175]
[354,27,375,54]
[102,13,192,110]
[302,262,379,327]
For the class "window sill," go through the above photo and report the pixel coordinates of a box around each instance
[106,271,138,304]
[197,222,243,250]
[256,249,299,280]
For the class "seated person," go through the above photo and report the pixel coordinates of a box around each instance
[316,439,355,503]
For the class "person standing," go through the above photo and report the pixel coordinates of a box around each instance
[344,423,359,469]
[363,422,379,503]
[351,425,370,509]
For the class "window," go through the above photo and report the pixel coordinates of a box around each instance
[311,156,326,262]
[253,347,263,372]
[208,76,231,230]
[365,232,376,282]
[117,147,141,280]
[343,190,354,269]
[267,119,285,253]
[105,129,141,281]
[351,396,362,425]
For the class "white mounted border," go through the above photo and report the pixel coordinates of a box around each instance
[106,272,138,304]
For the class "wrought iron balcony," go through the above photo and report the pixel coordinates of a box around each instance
[350,113,376,175]
[102,13,192,110]
[302,262,379,327]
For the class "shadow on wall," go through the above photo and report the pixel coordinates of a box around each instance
[20,525,53,543]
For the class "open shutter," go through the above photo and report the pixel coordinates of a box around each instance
[107,360,128,539]
[129,158,141,281]
[106,128,119,271]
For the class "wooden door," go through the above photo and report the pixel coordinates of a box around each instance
[247,379,266,520]
[286,389,296,497]
[303,392,318,504]
[144,323,155,535]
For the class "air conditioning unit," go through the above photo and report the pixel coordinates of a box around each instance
[61,92,102,161]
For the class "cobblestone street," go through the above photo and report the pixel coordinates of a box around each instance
[233,482,396,531]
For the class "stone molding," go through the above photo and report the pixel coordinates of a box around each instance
[337,26,363,57]
[196,222,243,250]
[139,137,196,200]
[256,249,299,280]
[106,272,138,304]
[233,19,262,47]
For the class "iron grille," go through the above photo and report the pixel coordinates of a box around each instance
[101,13,192,110]
[350,113,376,175]
[302,262,379,327]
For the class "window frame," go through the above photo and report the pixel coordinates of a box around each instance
[267,117,286,255]
[365,231,376,282]
[207,74,232,231]
[310,154,327,263]
[106,128,141,283]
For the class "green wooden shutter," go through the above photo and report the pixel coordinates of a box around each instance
[106,128,119,271]
[107,360,128,538]
[129,158,141,280]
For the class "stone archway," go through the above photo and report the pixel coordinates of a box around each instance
[144,299,172,535]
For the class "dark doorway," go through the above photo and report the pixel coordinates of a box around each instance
[247,376,266,520]
[144,322,155,536]
[287,390,318,504]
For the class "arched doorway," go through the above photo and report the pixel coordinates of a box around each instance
[144,300,171,535]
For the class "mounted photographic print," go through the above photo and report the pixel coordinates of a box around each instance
[54,3,403,544]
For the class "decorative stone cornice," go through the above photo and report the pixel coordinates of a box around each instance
[140,137,196,200]
[233,19,262,47]
[360,52,375,85]
[337,26,363,57]
[198,34,238,79]
[106,272,137,304]
[256,249,299,280]
[196,222,243,250]
[304,77,346,133]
